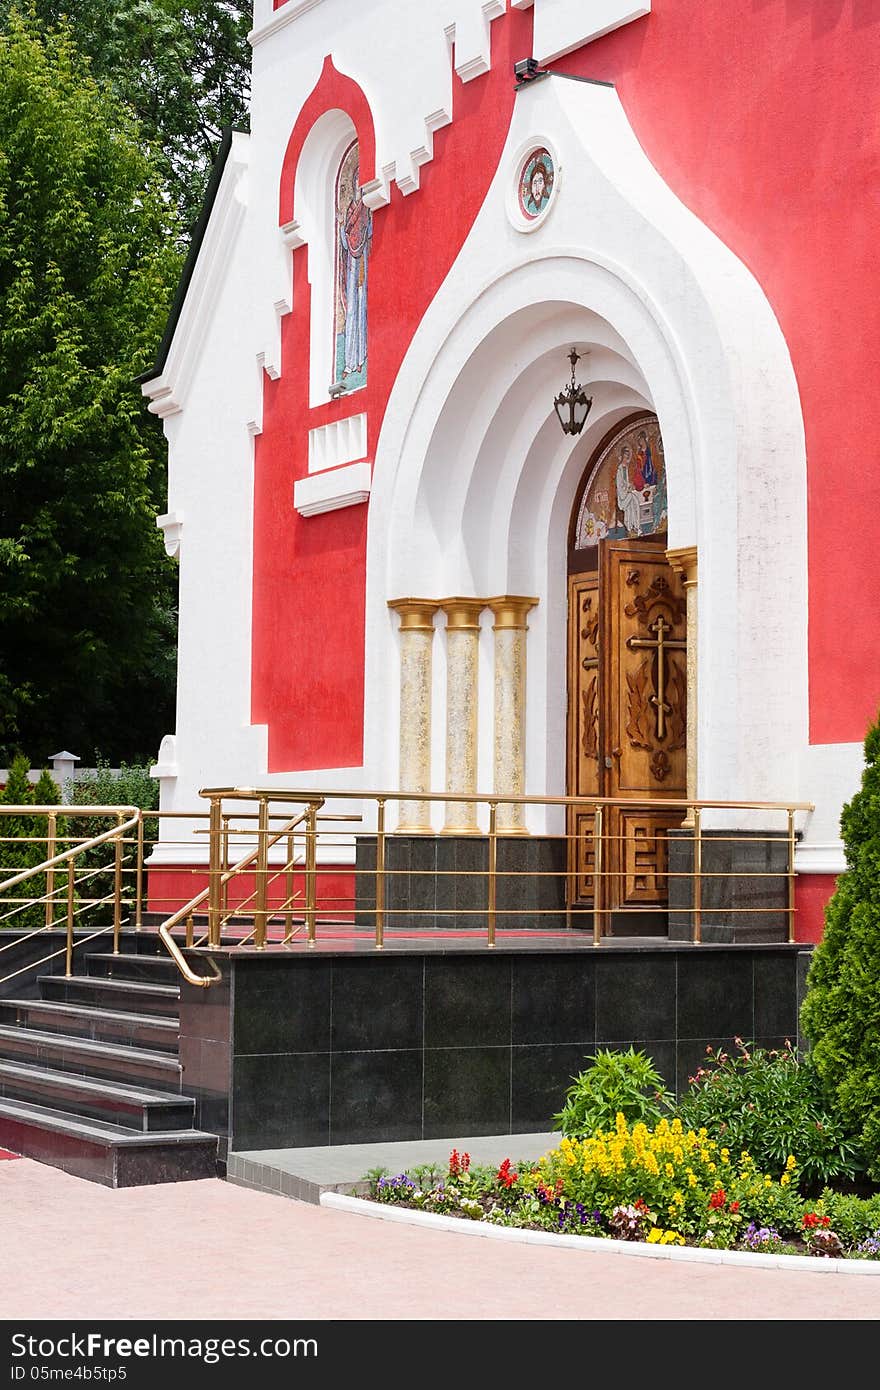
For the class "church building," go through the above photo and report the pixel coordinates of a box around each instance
[140,0,876,948]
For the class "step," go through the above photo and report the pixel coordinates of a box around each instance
[0,1060,196,1133]
[0,999,179,1053]
[86,951,181,985]
[0,1026,182,1090]
[0,1097,218,1187]
[40,973,179,1018]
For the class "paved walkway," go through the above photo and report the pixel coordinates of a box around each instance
[2,1156,879,1322]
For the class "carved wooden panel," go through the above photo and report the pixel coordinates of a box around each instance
[567,575,600,904]
[566,542,688,919]
[616,807,685,904]
[604,545,687,797]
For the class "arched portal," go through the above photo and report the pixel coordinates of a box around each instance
[364,72,807,902]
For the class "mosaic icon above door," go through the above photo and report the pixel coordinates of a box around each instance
[517,146,555,221]
[573,415,668,549]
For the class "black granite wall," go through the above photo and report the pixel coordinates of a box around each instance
[355,834,568,931]
[667,828,790,942]
[177,943,811,1155]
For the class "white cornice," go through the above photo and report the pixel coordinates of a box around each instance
[294,459,371,516]
[141,132,250,417]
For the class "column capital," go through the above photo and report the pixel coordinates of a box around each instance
[438,597,485,631]
[487,595,538,630]
[387,598,441,632]
[666,546,698,584]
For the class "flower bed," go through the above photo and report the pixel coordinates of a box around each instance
[360,1120,880,1260]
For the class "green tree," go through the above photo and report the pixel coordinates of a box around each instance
[799,712,880,1181]
[0,11,182,766]
[3,2,252,231]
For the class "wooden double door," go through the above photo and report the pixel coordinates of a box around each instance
[567,540,687,929]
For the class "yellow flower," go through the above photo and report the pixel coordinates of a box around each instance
[720,1148,730,1162]
[780,1173,790,1186]
[786,1155,797,1171]
[665,1163,675,1178]
[672,1190,685,1207]
[687,1171,698,1188]
[671,1118,683,1135]
[646,1229,663,1244]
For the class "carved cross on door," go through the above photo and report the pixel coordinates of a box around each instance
[627,615,685,740]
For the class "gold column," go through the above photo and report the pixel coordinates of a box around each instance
[667,546,698,825]
[388,599,440,832]
[487,596,538,833]
[439,598,484,833]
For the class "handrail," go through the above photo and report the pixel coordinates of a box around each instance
[156,804,316,986]
[0,809,140,894]
[200,786,814,811]
[0,807,140,985]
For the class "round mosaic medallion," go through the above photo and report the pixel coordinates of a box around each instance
[517,147,555,221]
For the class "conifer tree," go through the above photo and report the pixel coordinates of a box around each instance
[799,714,880,1179]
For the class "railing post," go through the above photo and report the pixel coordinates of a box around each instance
[254,796,270,950]
[692,806,702,945]
[65,857,75,977]
[787,808,796,944]
[221,814,231,921]
[487,801,497,948]
[185,912,194,948]
[375,798,386,950]
[113,811,124,956]
[208,796,223,947]
[592,805,603,947]
[305,801,318,948]
[135,813,144,931]
[284,830,296,945]
[44,811,57,928]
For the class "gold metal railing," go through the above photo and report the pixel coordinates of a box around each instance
[191,786,813,956]
[0,806,139,986]
[0,791,814,991]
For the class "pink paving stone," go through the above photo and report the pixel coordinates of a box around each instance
[2,1158,879,1321]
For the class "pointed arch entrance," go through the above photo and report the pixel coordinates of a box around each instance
[566,413,687,933]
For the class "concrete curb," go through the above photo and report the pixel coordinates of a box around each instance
[320,1192,880,1275]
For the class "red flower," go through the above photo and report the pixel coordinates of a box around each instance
[449,1149,461,1176]
[497,1158,518,1189]
[461,1151,470,1174]
[709,1188,727,1210]
[729,1201,740,1214]
[803,1212,828,1229]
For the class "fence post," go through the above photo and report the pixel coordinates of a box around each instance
[113,811,124,955]
[592,805,603,947]
[692,806,702,945]
[65,857,75,977]
[135,813,144,931]
[208,796,222,947]
[787,808,796,944]
[254,796,269,950]
[305,802,318,947]
[44,810,57,928]
[375,798,386,950]
[487,802,497,948]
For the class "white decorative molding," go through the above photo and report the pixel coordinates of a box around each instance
[294,458,371,516]
[280,218,306,250]
[156,510,183,558]
[795,844,846,876]
[308,413,367,473]
[141,132,250,417]
[149,733,178,781]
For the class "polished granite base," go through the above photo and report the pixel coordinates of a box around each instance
[177,938,812,1155]
[355,835,568,931]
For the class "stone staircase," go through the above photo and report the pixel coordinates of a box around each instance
[0,938,218,1187]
